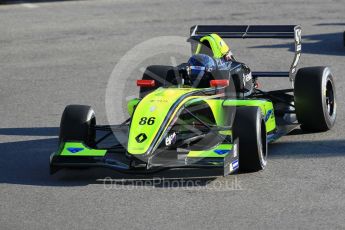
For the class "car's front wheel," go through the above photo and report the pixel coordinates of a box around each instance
[59,105,96,147]
[233,106,267,172]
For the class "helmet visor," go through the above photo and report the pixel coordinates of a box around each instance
[189,65,206,79]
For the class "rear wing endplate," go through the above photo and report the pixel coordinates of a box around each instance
[190,25,302,83]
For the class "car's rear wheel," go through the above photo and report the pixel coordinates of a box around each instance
[233,106,267,172]
[139,65,179,98]
[294,66,336,132]
[59,105,96,147]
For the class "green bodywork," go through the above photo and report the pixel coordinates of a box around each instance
[54,87,276,160]
[126,87,276,157]
[127,98,140,117]
[207,99,276,133]
[59,142,107,157]
[128,88,202,155]
[195,33,230,59]
[187,143,233,158]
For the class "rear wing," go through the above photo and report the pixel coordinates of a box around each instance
[189,25,302,83]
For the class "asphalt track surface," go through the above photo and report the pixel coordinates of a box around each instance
[1,0,345,229]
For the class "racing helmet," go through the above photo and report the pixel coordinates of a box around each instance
[187,54,217,87]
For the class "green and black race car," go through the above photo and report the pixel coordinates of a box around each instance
[50,25,336,176]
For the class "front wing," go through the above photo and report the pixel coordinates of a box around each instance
[50,139,239,176]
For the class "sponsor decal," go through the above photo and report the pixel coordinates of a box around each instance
[165,132,177,146]
[135,133,147,143]
[231,159,239,170]
[214,149,229,155]
[243,72,252,86]
[265,109,273,121]
[67,147,84,154]
[295,28,302,44]
[150,99,168,103]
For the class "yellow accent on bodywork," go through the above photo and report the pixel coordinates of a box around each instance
[188,144,232,158]
[127,98,141,117]
[222,99,276,132]
[205,99,228,126]
[219,130,232,136]
[127,88,276,156]
[128,88,202,155]
[195,33,230,59]
[59,142,107,157]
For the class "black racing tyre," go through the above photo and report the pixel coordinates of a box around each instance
[59,105,96,147]
[233,106,267,172]
[139,65,179,98]
[294,66,336,132]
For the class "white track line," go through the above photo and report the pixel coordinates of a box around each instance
[20,3,39,8]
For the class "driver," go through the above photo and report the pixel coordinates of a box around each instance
[187,34,255,96]
[186,54,217,88]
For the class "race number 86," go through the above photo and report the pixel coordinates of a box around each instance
[139,117,155,125]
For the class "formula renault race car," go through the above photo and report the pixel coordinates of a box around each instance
[50,25,336,176]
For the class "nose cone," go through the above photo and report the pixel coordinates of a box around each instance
[127,88,199,155]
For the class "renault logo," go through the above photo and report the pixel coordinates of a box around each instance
[135,133,147,143]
